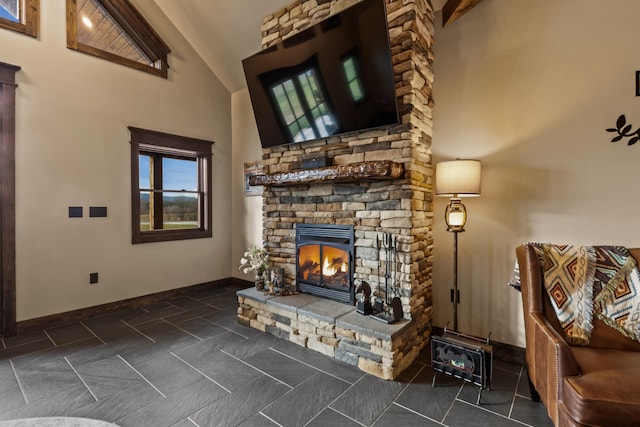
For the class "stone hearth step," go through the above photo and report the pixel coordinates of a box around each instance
[237,288,417,380]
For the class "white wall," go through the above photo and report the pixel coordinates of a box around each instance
[0,0,232,321]
[231,89,264,281]
[432,0,640,346]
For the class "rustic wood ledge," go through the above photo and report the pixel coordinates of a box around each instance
[249,161,404,186]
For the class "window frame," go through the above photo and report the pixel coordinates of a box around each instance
[0,61,20,337]
[130,127,213,244]
[0,0,38,38]
[268,66,337,143]
[66,0,170,78]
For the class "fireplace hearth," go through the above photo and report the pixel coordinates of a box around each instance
[296,224,354,305]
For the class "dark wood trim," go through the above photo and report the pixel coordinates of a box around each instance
[129,127,214,244]
[231,277,253,288]
[16,278,232,334]
[65,0,169,78]
[73,42,167,78]
[0,62,20,337]
[129,127,215,155]
[0,0,39,38]
[97,0,171,62]
[442,0,482,27]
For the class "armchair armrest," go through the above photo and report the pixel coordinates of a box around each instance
[528,311,581,425]
[517,244,581,425]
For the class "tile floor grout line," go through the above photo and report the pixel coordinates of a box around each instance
[268,346,353,385]
[159,318,203,342]
[1,337,49,351]
[368,374,417,427]
[42,329,57,347]
[117,354,167,398]
[169,352,233,394]
[310,374,369,427]
[454,397,533,426]
[440,378,464,424]
[258,411,284,427]
[9,358,29,405]
[120,319,156,343]
[515,392,533,401]
[80,321,107,346]
[63,356,98,402]
[219,349,294,390]
[509,365,524,419]
[311,406,367,427]
[393,401,445,425]
[201,317,250,339]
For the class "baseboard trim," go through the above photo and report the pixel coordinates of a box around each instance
[15,278,234,335]
[431,326,525,365]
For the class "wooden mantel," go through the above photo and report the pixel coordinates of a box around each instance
[249,160,404,187]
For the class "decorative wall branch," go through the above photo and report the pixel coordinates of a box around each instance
[606,114,640,145]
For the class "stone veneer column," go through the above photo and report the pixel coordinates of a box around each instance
[254,0,435,376]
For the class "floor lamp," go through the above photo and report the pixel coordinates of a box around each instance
[435,159,482,332]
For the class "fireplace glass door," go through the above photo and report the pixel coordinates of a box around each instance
[297,244,350,290]
[295,223,354,304]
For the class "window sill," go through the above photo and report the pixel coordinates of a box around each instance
[133,229,212,244]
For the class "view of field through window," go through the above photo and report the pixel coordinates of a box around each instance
[139,155,199,231]
[0,0,19,22]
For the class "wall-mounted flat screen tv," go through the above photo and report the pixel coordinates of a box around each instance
[242,0,399,149]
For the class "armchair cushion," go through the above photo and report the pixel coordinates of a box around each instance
[564,347,640,426]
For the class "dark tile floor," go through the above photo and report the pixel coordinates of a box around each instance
[0,284,553,427]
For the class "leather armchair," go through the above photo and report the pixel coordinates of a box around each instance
[517,244,640,427]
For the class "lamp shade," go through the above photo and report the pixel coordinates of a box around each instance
[435,159,482,197]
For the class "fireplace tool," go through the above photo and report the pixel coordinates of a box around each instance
[372,232,403,324]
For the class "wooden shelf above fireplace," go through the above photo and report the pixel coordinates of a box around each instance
[248,160,404,187]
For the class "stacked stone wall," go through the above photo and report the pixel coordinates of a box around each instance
[239,0,436,379]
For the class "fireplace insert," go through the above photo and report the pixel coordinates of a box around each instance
[295,224,354,304]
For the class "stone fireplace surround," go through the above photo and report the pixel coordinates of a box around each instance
[237,0,435,380]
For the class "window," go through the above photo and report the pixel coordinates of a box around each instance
[66,0,170,78]
[269,67,338,142]
[0,0,38,37]
[342,55,365,103]
[130,127,213,244]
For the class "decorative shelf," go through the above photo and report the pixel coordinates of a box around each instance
[248,160,404,187]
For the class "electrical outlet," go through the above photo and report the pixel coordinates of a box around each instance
[89,272,98,284]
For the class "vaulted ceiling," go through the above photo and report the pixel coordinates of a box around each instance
[151,0,469,93]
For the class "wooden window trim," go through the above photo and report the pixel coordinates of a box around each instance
[66,0,171,78]
[0,0,38,38]
[130,127,213,244]
[0,61,20,337]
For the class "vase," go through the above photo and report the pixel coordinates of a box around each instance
[255,273,265,291]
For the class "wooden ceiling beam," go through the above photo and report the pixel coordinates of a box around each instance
[442,0,482,27]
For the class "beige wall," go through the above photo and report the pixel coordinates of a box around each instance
[231,89,264,282]
[0,0,232,321]
[432,0,640,346]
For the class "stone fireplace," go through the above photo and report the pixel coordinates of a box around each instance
[237,0,435,380]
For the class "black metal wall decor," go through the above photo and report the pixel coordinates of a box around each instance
[606,114,640,146]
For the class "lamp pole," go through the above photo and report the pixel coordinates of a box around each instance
[452,230,459,332]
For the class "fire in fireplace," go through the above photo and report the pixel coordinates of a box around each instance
[295,224,354,304]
